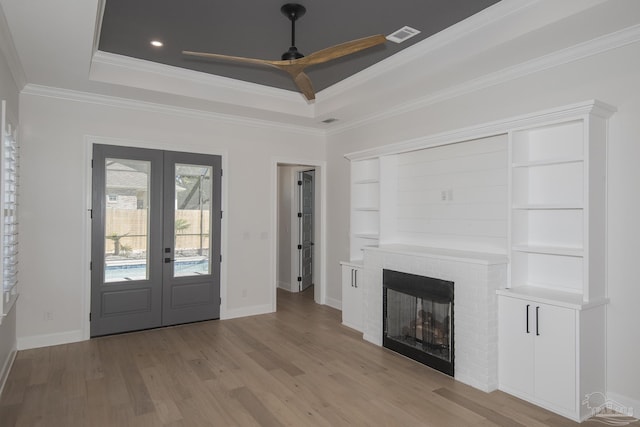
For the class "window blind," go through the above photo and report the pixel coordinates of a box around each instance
[1,100,18,310]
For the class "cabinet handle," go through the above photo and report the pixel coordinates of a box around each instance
[351,269,354,287]
[354,269,358,288]
[536,306,540,336]
[526,304,530,334]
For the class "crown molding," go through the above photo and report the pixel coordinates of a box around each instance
[21,84,325,137]
[318,0,534,101]
[329,23,640,137]
[90,51,316,119]
[0,2,26,90]
[345,99,615,161]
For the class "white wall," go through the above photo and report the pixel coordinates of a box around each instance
[0,8,19,394]
[327,41,640,409]
[390,135,508,253]
[17,90,325,348]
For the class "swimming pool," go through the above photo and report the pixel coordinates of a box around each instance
[105,258,209,281]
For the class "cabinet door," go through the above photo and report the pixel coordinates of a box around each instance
[533,303,576,413]
[341,265,363,332]
[498,296,535,396]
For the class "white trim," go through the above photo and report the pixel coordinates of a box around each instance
[17,329,85,350]
[325,297,342,311]
[0,344,16,397]
[222,303,273,321]
[328,24,640,136]
[604,392,640,419]
[21,84,324,137]
[271,157,328,312]
[344,100,616,160]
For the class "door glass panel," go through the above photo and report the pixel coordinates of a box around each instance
[104,159,151,282]
[174,164,212,277]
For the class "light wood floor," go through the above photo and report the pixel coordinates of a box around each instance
[1,288,633,426]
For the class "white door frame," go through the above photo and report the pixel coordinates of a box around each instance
[271,158,326,310]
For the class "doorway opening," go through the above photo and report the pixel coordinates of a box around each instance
[274,162,324,308]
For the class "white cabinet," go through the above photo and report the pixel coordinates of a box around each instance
[499,296,576,415]
[350,158,379,261]
[341,262,363,332]
[499,294,606,421]
[499,101,614,422]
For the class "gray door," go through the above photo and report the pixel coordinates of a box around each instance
[298,170,314,291]
[91,144,221,337]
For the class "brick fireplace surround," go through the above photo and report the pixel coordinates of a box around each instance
[362,245,508,392]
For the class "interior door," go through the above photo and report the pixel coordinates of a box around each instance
[298,170,314,291]
[91,144,221,337]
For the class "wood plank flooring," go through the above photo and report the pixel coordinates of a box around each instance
[1,288,635,426]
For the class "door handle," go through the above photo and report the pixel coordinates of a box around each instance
[526,304,530,334]
[164,258,174,263]
[536,306,540,336]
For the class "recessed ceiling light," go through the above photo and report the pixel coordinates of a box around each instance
[150,40,163,47]
[386,26,420,44]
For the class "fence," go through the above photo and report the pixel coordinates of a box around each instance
[105,208,210,255]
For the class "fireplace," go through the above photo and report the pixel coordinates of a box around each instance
[383,269,454,376]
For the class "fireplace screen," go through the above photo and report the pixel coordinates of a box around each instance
[383,270,454,376]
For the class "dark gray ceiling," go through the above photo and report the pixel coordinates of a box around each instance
[99,0,500,94]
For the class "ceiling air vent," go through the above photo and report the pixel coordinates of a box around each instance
[321,118,339,124]
[386,26,421,44]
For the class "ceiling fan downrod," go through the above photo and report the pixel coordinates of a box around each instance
[281,3,306,60]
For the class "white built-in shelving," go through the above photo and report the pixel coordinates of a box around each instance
[498,101,615,422]
[349,158,380,261]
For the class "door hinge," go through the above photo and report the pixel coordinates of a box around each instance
[88,208,93,219]
[298,212,302,218]
[220,254,222,263]
[221,211,223,219]
[89,312,92,321]
[297,244,302,250]
[297,180,302,186]
[89,261,92,271]
[221,169,223,177]
[297,276,302,282]
[91,159,93,168]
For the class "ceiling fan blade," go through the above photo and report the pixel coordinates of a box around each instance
[292,72,316,101]
[182,50,282,69]
[299,34,386,67]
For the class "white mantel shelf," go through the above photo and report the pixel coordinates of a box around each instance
[366,244,508,266]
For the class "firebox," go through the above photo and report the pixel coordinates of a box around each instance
[383,269,454,376]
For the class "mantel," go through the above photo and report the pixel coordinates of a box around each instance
[365,244,508,266]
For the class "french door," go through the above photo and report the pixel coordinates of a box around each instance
[90,144,221,337]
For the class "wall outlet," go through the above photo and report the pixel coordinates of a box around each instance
[441,190,447,201]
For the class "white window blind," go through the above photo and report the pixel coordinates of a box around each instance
[1,99,18,316]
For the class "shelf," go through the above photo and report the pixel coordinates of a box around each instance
[497,286,607,310]
[353,178,379,185]
[512,158,583,168]
[353,233,379,240]
[353,207,379,212]
[512,245,583,257]
[512,203,583,210]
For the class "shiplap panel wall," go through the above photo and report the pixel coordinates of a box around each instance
[393,134,508,253]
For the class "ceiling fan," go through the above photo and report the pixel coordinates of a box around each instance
[182,3,386,101]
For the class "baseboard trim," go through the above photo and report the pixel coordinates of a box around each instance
[0,345,17,398]
[325,296,342,311]
[17,329,85,350]
[222,304,273,320]
[605,392,640,418]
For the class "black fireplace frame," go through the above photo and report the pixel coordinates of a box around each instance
[382,269,454,376]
